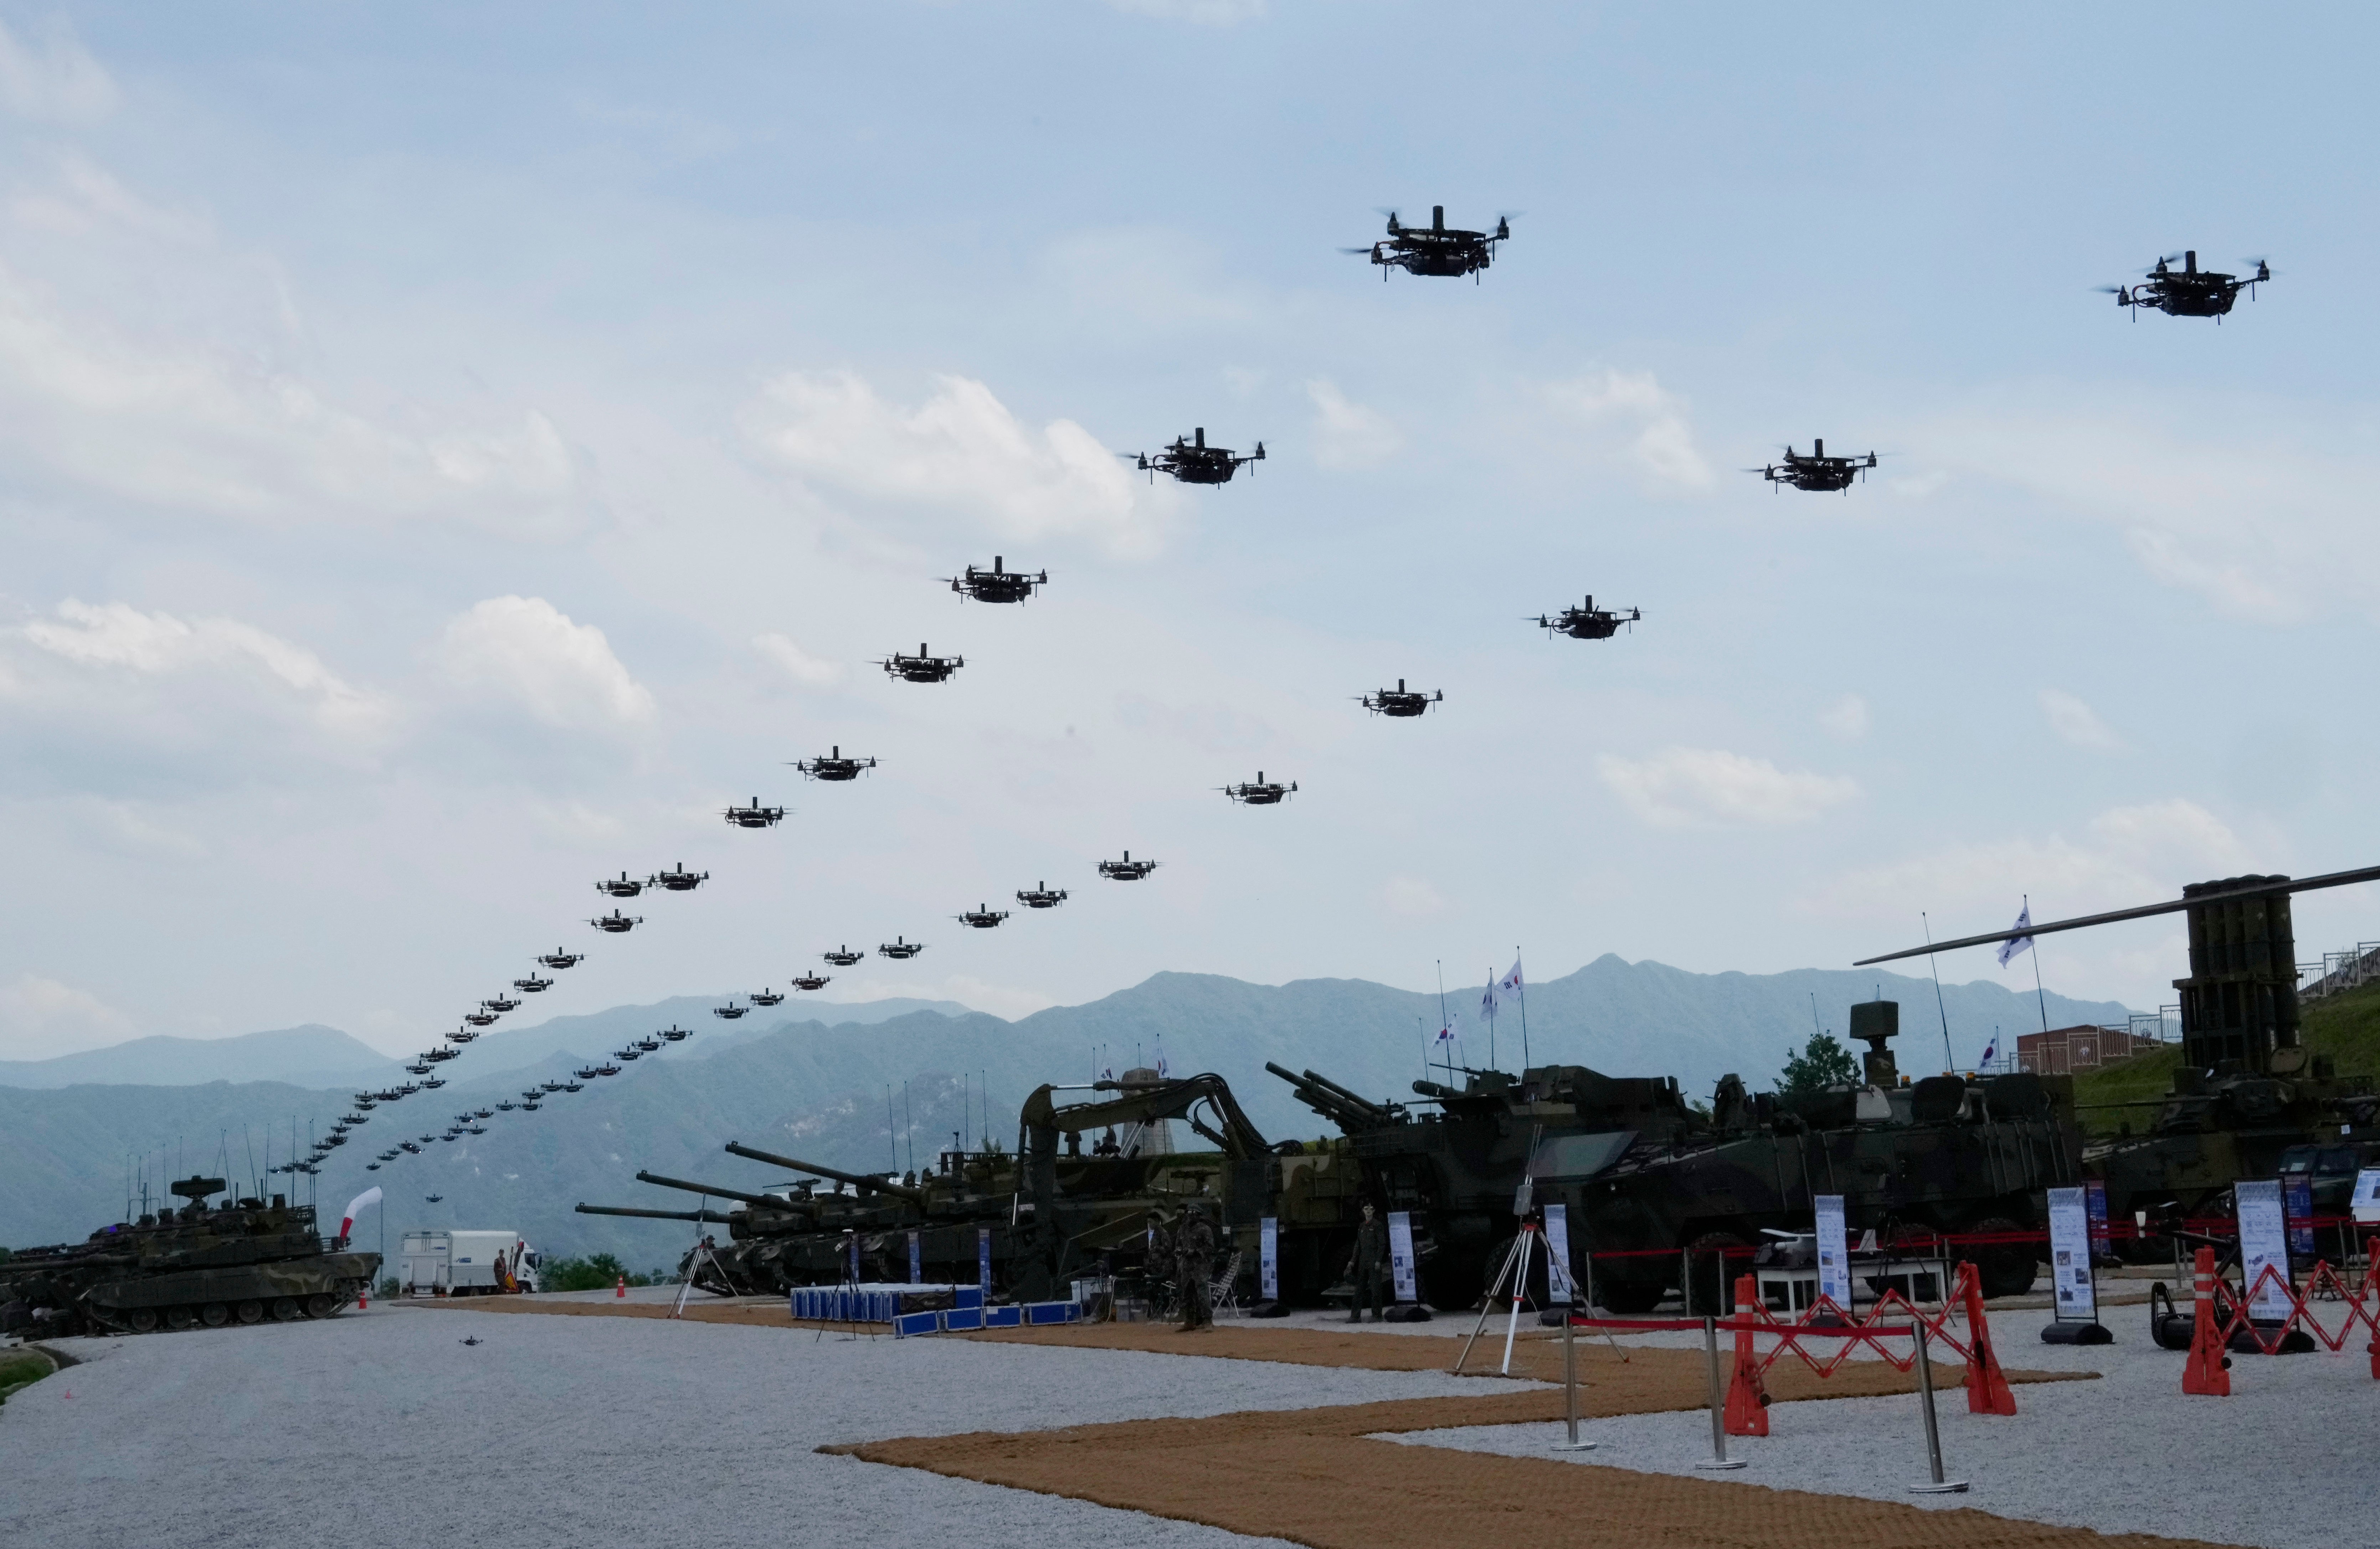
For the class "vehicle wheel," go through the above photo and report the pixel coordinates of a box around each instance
[127,1307,159,1334]
[201,1303,230,1328]
[1681,1231,1749,1316]
[304,1293,339,1318]
[165,1305,196,1331]
[1965,1216,2037,1299]
[271,1298,302,1322]
[1595,1277,1666,1315]
[236,1299,264,1324]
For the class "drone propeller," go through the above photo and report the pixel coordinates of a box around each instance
[1337,246,1377,255]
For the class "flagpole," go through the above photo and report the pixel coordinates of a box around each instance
[1435,960,1451,1079]
[1516,946,1529,1070]
[1922,911,1956,1075]
[2026,894,2052,1036]
[1485,966,1497,1072]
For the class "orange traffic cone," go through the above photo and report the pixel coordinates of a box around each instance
[358,1287,368,1310]
[2183,1245,2231,1396]
[1959,1262,2018,1415]
[615,1273,626,1300]
[1723,1273,1770,1436]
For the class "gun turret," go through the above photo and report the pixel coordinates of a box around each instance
[1412,1079,1464,1102]
[576,1203,735,1225]
[1265,1061,1399,1133]
[721,1142,928,1205]
[632,1170,791,1209]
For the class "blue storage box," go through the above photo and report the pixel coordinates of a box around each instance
[954,1286,984,1310]
[1024,1300,1079,1325]
[893,1310,942,1338]
[943,1306,983,1331]
[981,1304,1022,1328]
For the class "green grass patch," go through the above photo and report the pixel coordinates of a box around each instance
[2072,979,2380,1138]
[0,1347,57,1404]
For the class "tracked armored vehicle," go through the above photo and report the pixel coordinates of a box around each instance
[0,1176,379,1337]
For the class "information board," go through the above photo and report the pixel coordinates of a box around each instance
[1259,1216,1279,1301]
[977,1226,992,1294]
[1814,1195,1851,1309]
[1542,1203,1575,1305]
[2234,1179,2292,1321]
[2283,1174,2316,1258]
[2045,1185,2097,1323]
[1386,1210,1418,1303]
[908,1230,922,1285]
[2353,1168,2380,1223]
[2083,1179,2109,1257]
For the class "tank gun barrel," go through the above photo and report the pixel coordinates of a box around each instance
[721,1142,927,1205]
[632,1170,786,1208]
[1265,1061,1395,1132]
[1412,1079,1463,1102]
[576,1203,735,1225]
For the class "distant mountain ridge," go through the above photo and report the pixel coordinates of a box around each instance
[0,958,2129,1257]
[0,1026,403,1092]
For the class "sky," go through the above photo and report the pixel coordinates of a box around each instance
[3,2,2377,1061]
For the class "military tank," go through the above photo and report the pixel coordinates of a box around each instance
[0,1176,380,1337]
[1573,1002,2078,1311]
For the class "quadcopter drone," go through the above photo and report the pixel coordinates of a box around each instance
[1752,439,1877,493]
[947,556,1047,604]
[723,800,785,830]
[1097,851,1159,881]
[1534,596,1641,640]
[1126,427,1264,485]
[881,643,963,684]
[1343,205,1510,281]
[957,904,1009,929]
[2101,250,2269,318]
[1359,679,1442,717]
[792,746,877,782]
[1016,881,1068,909]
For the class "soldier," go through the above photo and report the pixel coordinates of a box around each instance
[1343,1200,1389,1322]
[1175,1202,1216,1331]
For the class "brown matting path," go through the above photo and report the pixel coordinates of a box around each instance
[833,1350,2175,1549]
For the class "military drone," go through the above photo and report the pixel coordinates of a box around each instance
[613,1045,643,1061]
[713,1002,749,1020]
[723,800,785,830]
[540,1081,567,1093]
[513,974,553,993]
[1221,771,1297,805]
[1098,850,1160,880]
[1343,205,1510,281]
[596,871,645,898]
[1358,678,1442,717]
[400,1142,421,1154]
[1535,596,1640,640]
[792,973,830,991]
[406,1061,432,1075]
[520,1100,541,1111]
[947,556,1047,604]
[957,904,1009,929]
[791,746,877,782]
[635,1035,662,1052]
[822,947,864,967]
[483,994,520,1013]
[538,948,584,970]
[653,862,709,891]
[1016,881,1068,909]
[881,643,963,684]
[448,1028,482,1045]
[590,910,643,933]
[751,988,785,1006]
[879,936,926,960]
[1753,439,1877,493]
[1126,427,1264,485]
[366,1162,381,1171]
[420,1077,446,1089]
[2101,250,2269,318]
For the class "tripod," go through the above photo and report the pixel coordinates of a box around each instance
[1455,1223,1540,1376]
[670,1237,728,1319]
[815,1231,872,1343]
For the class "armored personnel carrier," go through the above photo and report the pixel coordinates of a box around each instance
[0,1176,380,1337]
[1573,1002,2078,1311]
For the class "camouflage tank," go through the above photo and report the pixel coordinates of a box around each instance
[1574,1001,2078,1311]
[1269,1057,1710,1309]
[0,1176,380,1337]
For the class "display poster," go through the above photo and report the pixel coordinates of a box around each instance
[2352,1168,2380,1223]
[847,1234,860,1283]
[908,1230,922,1285]
[1386,1210,1418,1303]
[977,1226,992,1293]
[1259,1216,1279,1301]
[2045,1186,2097,1323]
[1814,1195,1852,1309]
[2083,1179,2110,1257]
[1542,1203,1575,1305]
[2234,1180,2292,1320]
[2283,1175,2316,1259]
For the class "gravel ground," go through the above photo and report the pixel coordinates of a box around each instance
[1387,1305,2377,1549]
[1,1303,1488,1549]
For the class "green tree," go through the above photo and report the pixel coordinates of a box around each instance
[541,1252,629,1292]
[1779,1031,1860,1096]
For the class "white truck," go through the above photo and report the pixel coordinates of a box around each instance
[399,1230,541,1296]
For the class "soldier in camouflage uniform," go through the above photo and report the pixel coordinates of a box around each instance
[1174,1203,1216,1331]
[1342,1200,1388,1322]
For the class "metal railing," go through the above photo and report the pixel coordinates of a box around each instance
[2300,943,2380,1002]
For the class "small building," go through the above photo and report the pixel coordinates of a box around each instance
[2014,1024,2160,1075]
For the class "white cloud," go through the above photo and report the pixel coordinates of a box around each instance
[15,598,388,739]
[0,261,578,530]
[1820,694,1870,740]
[0,973,131,1060]
[436,597,655,730]
[1544,369,1713,492]
[1306,379,1402,470]
[2039,688,2124,752]
[751,633,846,689]
[9,153,205,240]
[1599,747,1859,828]
[741,370,1173,558]
[0,18,118,125]
[1382,876,1448,918]
[1101,0,1268,25]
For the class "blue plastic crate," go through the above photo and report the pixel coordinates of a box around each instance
[981,1304,1022,1328]
[943,1306,983,1331]
[1024,1300,1079,1325]
[893,1310,942,1338]
[953,1286,984,1311]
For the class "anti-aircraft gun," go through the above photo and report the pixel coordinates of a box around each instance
[1859,868,2380,1252]
[0,1176,380,1337]
[1270,1059,1710,1309]
[1573,1001,2079,1312]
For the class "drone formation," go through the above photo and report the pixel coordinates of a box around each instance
[314,213,2269,1192]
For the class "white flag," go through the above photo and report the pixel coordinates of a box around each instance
[1499,956,1524,1004]
[1997,904,2034,968]
[1479,976,1499,1024]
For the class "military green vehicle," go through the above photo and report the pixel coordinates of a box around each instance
[1270,1057,1711,1309]
[1573,1002,2078,1311]
[0,1176,380,1337]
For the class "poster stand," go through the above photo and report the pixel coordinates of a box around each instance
[2041,1184,2111,1345]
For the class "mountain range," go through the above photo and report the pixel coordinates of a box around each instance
[0,958,2128,1263]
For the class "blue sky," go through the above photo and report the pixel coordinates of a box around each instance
[2,2,2376,1058]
